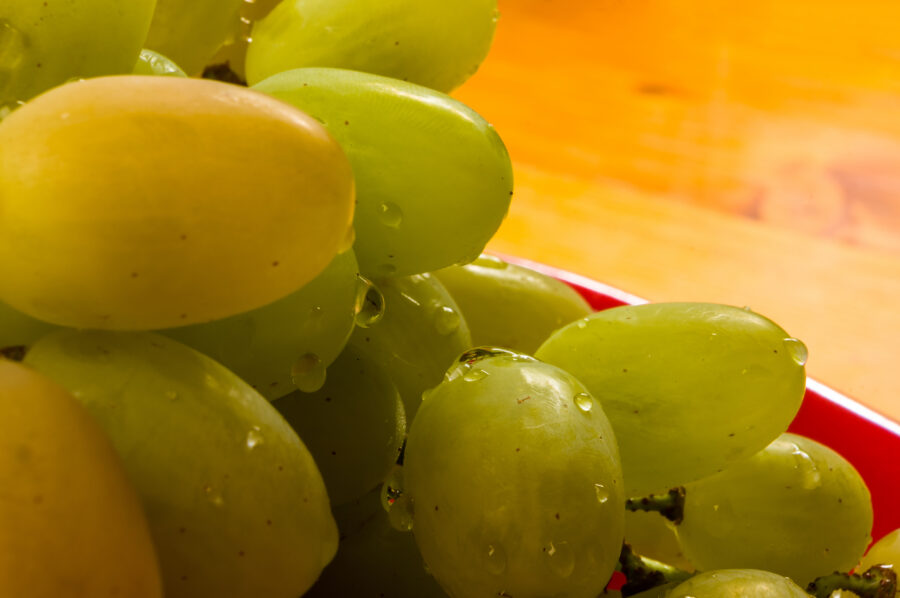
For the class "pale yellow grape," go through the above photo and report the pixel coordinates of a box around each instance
[0,76,354,330]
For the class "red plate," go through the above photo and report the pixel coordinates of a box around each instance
[505,255,900,543]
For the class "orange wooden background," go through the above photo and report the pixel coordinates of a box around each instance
[454,0,900,422]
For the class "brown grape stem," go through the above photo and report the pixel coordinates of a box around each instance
[617,542,693,597]
[0,345,26,362]
[625,487,686,524]
[807,565,898,598]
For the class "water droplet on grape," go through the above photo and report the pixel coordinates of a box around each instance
[485,543,508,575]
[790,444,822,490]
[387,494,414,532]
[433,305,460,335]
[594,483,610,503]
[245,427,264,450]
[463,368,489,382]
[576,320,588,329]
[574,393,593,412]
[0,20,27,79]
[291,353,326,392]
[473,254,507,269]
[204,485,225,507]
[354,275,385,328]
[377,202,403,228]
[543,541,575,578]
[783,338,808,366]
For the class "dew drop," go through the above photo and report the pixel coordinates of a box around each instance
[354,275,385,328]
[472,254,508,269]
[291,353,326,392]
[543,541,575,578]
[245,427,264,450]
[377,202,403,228]
[387,494,414,532]
[485,543,508,575]
[594,483,610,504]
[574,392,593,412]
[783,338,808,366]
[0,20,27,77]
[790,444,821,490]
[463,368,489,382]
[576,319,588,330]
[204,485,225,508]
[433,305,461,335]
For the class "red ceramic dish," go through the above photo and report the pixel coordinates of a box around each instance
[504,255,900,544]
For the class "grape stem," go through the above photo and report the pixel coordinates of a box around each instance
[807,565,898,598]
[0,345,26,362]
[624,487,686,524]
[617,542,693,597]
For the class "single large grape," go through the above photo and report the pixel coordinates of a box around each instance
[434,254,593,354]
[253,68,513,278]
[274,344,406,507]
[24,330,338,598]
[404,349,625,598]
[666,569,811,598]
[144,0,244,75]
[163,250,359,400]
[348,272,471,421]
[245,0,498,92]
[0,0,156,106]
[677,433,873,586]
[535,303,807,495]
[0,76,354,330]
[0,360,162,598]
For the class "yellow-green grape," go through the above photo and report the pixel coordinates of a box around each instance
[667,569,811,598]
[434,254,593,354]
[306,487,448,598]
[859,528,900,572]
[0,360,163,598]
[0,300,59,357]
[404,349,625,598]
[0,76,355,330]
[253,68,513,278]
[163,250,359,400]
[348,273,471,421]
[677,433,874,586]
[133,49,187,77]
[24,330,338,598]
[144,0,244,75]
[0,0,156,106]
[625,510,694,572]
[535,303,807,495]
[245,0,498,92]
[274,345,406,507]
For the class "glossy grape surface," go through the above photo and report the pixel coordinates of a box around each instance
[535,302,807,495]
[132,49,187,77]
[253,67,513,278]
[405,349,624,598]
[667,569,811,598]
[245,0,498,92]
[24,330,338,598]
[0,76,355,330]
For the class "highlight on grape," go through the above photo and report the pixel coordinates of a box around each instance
[0,1,894,597]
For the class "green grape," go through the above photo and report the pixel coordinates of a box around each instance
[434,254,593,354]
[667,569,811,598]
[163,250,359,400]
[24,330,338,598]
[404,349,625,598]
[0,300,59,356]
[133,49,188,77]
[0,0,156,106]
[245,0,498,92]
[534,302,807,495]
[274,344,406,507]
[348,272,471,421]
[253,68,513,278]
[144,0,244,75]
[305,487,448,598]
[677,433,873,586]
[625,509,694,572]
[859,528,900,572]
[0,76,355,330]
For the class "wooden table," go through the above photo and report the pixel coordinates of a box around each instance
[454,0,900,423]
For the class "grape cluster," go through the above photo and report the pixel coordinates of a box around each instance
[0,2,894,598]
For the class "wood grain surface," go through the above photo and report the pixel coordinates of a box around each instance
[453,0,900,422]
